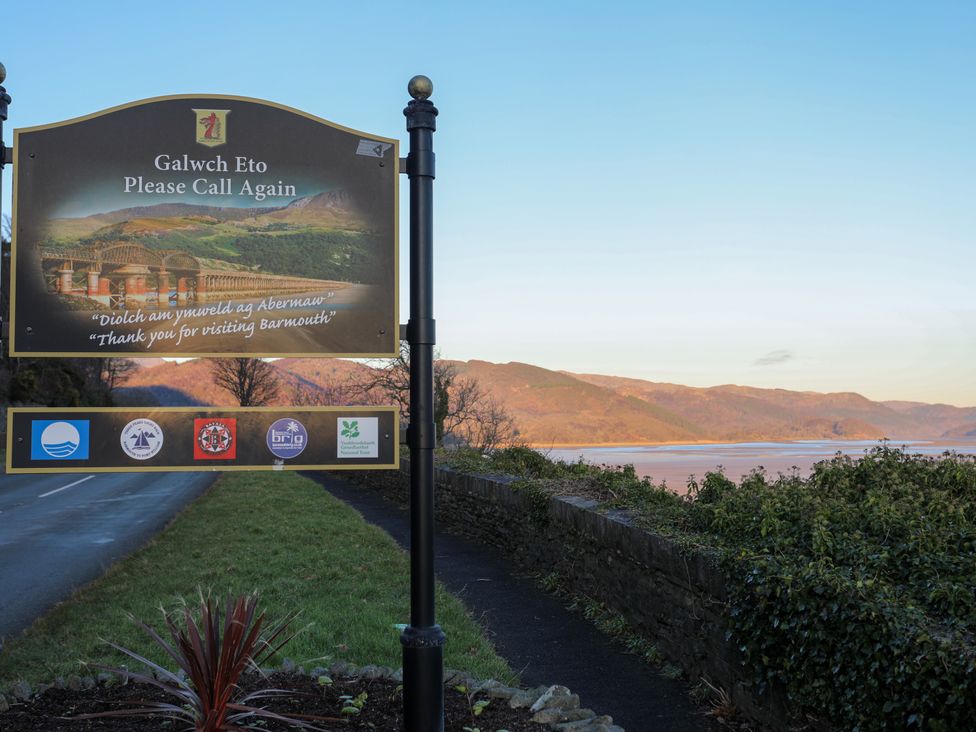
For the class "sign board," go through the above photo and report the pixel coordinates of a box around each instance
[6,407,398,474]
[9,95,398,357]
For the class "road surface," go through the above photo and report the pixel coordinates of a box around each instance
[0,470,216,641]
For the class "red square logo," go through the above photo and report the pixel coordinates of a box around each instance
[194,418,237,460]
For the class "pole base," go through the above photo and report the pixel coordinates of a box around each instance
[401,624,446,732]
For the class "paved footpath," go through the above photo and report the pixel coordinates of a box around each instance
[306,473,721,732]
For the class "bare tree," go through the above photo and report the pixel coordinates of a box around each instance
[71,357,137,402]
[83,357,136,392]
[211,358,280,406]
[357,346,412,417]
[359,342,518,449]
[463,395,520,452]
[101,358,137,391]
[358,342,454,441]
[291,381,339,407]
[290,377,374,407]
[438,366,483,442]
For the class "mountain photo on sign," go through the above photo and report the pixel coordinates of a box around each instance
[40,190,378,309]
[29,191,387,353]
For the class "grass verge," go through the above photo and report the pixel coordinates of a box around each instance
[0,471,511,687]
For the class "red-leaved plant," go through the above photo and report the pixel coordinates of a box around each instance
[78,592,328,730]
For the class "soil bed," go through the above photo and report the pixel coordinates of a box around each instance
[0,672,547,731]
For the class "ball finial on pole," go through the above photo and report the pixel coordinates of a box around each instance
[407,75,433,101]
[0,62,6,85]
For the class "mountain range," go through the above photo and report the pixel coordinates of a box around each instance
[118,358,976,445]
[41,192,379,283]
[46,191,362,243]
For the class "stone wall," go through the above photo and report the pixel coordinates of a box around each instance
[345,464,791,729]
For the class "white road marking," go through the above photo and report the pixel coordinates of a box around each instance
[38,475,96,498]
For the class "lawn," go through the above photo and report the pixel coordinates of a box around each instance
[0,471,512,687]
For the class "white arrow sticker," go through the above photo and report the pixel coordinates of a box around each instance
[356,140,392,158]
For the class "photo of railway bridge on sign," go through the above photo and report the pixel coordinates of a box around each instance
[39,240,349,310]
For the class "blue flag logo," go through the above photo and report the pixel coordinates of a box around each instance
[31,420,91,460]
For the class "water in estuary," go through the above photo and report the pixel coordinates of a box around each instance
[543,439,976,492]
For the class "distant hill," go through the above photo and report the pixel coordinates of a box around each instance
[47,194,361,242]
[119,358,373,408]
[47,203,290,240]
[446,361,704,444]
[117,358,976,445]
[257,191,361,227]
[119,361,236,406]
[881,401,976,437]
[129,358,167,370]
[566,374,915,441]
[943,423,976,439]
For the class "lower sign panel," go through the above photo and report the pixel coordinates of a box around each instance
[6,407,398,473]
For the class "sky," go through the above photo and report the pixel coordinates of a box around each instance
[1,1,974,406]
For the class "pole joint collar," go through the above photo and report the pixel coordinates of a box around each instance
[406,317,436,345]
[400,624,446,649]
[406,150,435,179]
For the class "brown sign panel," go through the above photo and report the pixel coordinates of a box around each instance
[5,407,398,474]
[10,95,398,357]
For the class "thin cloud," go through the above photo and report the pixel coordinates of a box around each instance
[753,349,794,367]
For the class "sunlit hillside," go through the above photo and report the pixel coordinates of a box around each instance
[119,358,976,445]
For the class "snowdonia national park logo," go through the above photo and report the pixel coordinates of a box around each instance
[337,417,378,459]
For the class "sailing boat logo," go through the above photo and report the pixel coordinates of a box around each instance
[120,418,164,460]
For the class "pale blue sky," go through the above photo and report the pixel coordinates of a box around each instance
[2,1,974,405]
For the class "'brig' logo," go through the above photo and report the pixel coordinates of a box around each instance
[192,108,230,147]
[266,418,308,460]
[30,420,90,460]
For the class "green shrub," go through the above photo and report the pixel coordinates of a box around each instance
[441,443,976,730]
[701,447,976,730]
[438,445,593,480]
[726,555,976,730]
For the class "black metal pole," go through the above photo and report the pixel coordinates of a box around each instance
[0,62,11,351]
[401,75,444,732]
[0,61,10,236]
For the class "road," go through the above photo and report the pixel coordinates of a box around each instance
[0,470,216,641]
